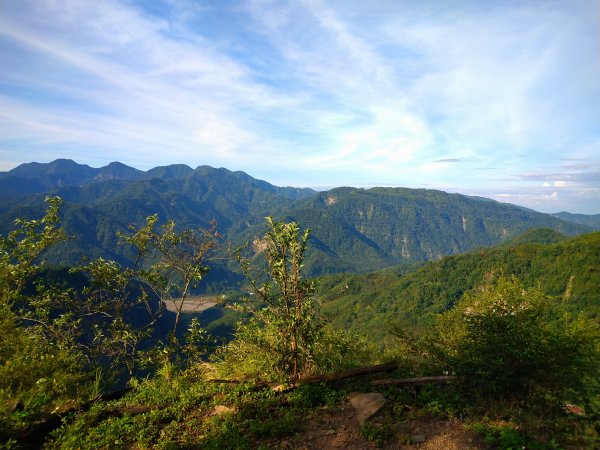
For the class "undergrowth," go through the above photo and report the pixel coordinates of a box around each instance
[46,370,345,449]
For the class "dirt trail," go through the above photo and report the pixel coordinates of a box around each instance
[258,399,487,450]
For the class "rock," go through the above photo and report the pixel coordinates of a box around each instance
[280,440,293,449]
[411,434,426,444]
[326,429,336,436]
[564,403,585,416]
[348,392,386,425]
[213,405,236,416]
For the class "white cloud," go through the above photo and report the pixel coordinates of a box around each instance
[0,0,599,212]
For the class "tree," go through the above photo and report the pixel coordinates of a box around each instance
[231,217,322,382]
[120,215,221,336]
[0,196,67,306]
[0,201,221,440]
[0,196,82,356]
[0,198,87,440]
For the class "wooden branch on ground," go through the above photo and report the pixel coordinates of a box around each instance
[371,375,461,386]
[299,363,399,384]
[206,379,244,384]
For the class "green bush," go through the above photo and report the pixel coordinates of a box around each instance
[213,320,376,382]
[0,307,87,440]
[430,275,600,403]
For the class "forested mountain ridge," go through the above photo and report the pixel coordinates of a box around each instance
[0,159,316,203]
[316,229,600,338]
[282,186,592,274]
[552,211,600,230]
[0,159,592,279]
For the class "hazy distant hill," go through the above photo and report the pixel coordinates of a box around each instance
[317,230,600,338]
[0,160,592,283]
[552,211,600,230]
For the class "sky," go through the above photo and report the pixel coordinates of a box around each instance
[1,0,599,214]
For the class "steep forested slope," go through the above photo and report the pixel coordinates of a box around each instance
[285,187,591,274]
[317,230,600,338]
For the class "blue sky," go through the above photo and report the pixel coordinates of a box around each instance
[1,0,599,213]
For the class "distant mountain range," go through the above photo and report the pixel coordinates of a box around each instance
[0,159,595,285]
[551,211,600,230]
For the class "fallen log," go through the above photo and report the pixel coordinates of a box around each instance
[206,363,400,388]
[299,363,399,384]
[371,375,460,386]
[206,379,244,384]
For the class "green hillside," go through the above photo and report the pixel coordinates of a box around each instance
[284,187,591,275]
[1,201,598,449]
[0,160,592,282]
[317,230,600,338]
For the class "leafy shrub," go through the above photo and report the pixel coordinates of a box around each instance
[233,217,321,382]
[213,321,376,382]
[430,276,600,404]
[360,421,393,446]
[0,307,87,440]
[219,217,379,382]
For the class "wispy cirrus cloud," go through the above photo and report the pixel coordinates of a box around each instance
[433,158,465,163]
[0,0,599,212]
[0,0,300,168]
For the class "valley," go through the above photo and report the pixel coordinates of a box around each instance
[1,160,598,449]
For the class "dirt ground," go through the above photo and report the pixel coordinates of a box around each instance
[162,295,220,313]
[257,399,488,450]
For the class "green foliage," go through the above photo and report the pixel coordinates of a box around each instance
[0,198,89,439]
[79,257,160,378]
[430,276,600,404]
[0,196,67,305]
[310,326,377,374]
[181,317,216,364]
[230,217,322,382]
[214,322,376,382]
[47,372,341,449]
[212,316,294,382]
[120,215,221,335]
[360,421,393,446]
[469,421,564,450]
[318,231,600,338]
[0,199,221,442]
[0,306,86,440]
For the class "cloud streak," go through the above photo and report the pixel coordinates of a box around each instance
[0,0,599,212]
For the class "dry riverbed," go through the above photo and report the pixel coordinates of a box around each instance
[162,295,222,313]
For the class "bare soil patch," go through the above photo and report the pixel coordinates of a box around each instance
[162,295,220,313]
[258,399,488,450]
